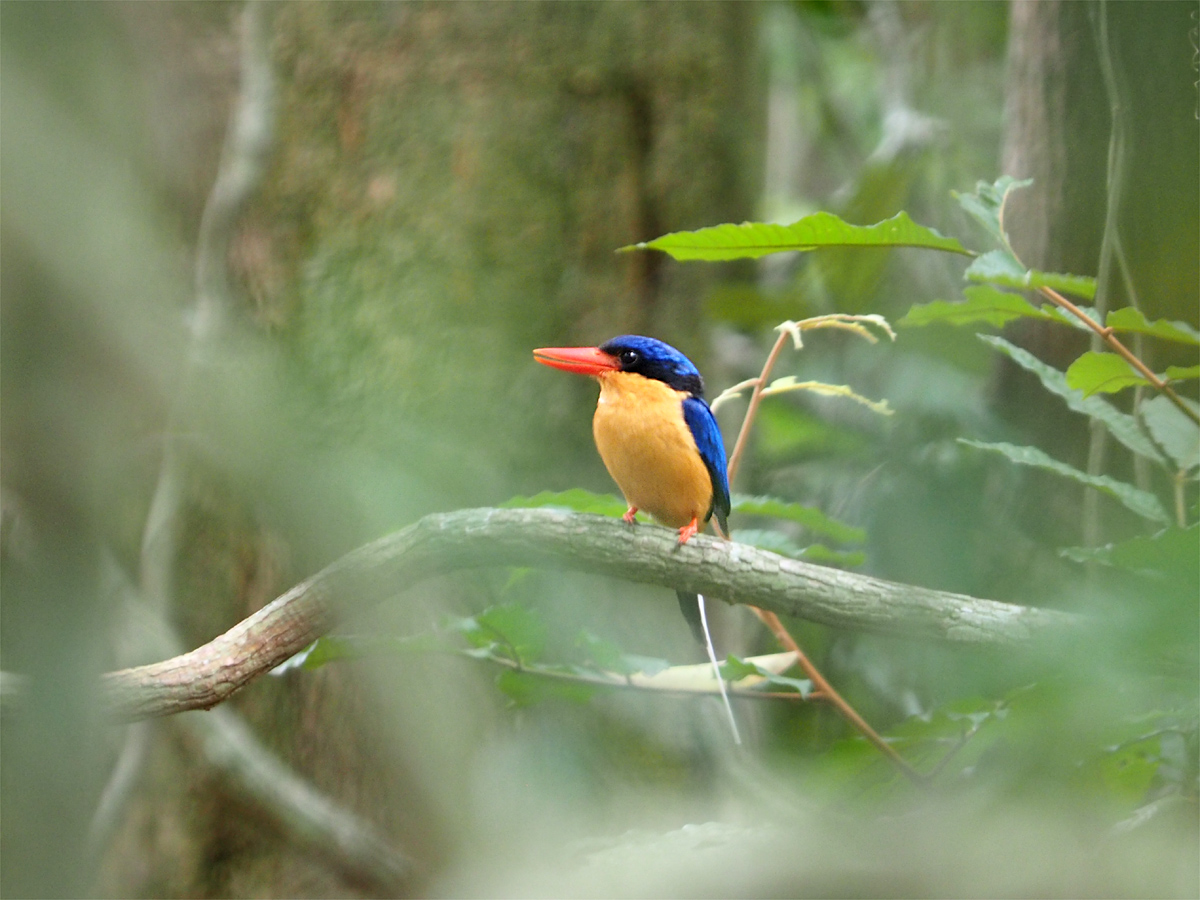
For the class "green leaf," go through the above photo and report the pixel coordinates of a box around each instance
[979,335,1165,464]
[731,495,865,544]
[960,439,1171,525]
[1106,308,1200,347]
[964,248,1027,284]
[1166,365,1200,381]
[720,656,812,697]
[1065,352,1151,396]
[1061,526,1199,581]
[495,669,597,707]
[899,285,1059,329]
[1141,395,1200,472]
[502,489,629,518]
[574,630,669,678]
[965,250,1097,300]
[620,211,973,261]
[954,176,1031,247]
[465,603,548,664]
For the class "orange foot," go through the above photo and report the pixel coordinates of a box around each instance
[676,517,700,545]
[622,506,639,525]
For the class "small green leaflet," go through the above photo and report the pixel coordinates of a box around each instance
[731,495,865,544]
[978,335,1165,464]
[953,176,1031,248]
[465,603,547,664]
[1166,366,1200,381]
[965,250,1097,300]
[960,439,1171,525]
[899,285,1059,329]
[495,669,597,707]
[720,655,812,697]
[1106,308,1200,347]
[1065,352,1148,396]
[620,211,972,261]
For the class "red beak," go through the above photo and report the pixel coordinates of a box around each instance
[533,346,621,376]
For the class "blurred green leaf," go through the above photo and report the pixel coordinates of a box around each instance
[1141,396,1200,471]
[495,669,597,707]
[1060,526,1199,582]
[732,495,866,544]
[1165,365,1200,380]
[620,211,972,261]
[979,335,1166,464]
[1065,352,1150,396]
[502,489,630,518]
[1106,308,1200,346]
[574,630,669,678]
[461,603,548,664]
[899,285,1058,329]
[960,440,1171,524]
[965,250,1098,300]
[720,656,812,697]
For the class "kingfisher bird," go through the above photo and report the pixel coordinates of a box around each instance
[533,335,731,643]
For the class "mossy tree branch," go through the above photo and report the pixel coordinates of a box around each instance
[103,507,1082,721]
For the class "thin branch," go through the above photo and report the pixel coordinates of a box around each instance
[1037,286,1200,426]
[726,327,791,484]
[749,608,922,783]
[102,507,1082,721]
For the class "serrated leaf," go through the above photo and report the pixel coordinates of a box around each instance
[1141,395,1200,472]
[960,439,1170,524]
[472,603,547,663]
[731,495,865,544]
[979,335,1165,464]
[1106,308,1200,347]
[502,489,630,518]
[965,251,1097,300]
[954,176,1032,247]
[1066,352,1150,396]
[899,285,1059,329]
[620,211,972,261]
[1166,365,1200,380]
[964,248,1027,283]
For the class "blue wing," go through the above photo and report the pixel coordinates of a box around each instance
[681,396,730,534]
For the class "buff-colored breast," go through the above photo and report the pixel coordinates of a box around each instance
[591,371,713,529]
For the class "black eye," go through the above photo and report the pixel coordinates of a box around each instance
[619,349,640,368]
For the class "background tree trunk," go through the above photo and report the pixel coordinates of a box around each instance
[997,0,1198,463]
[93,3,764,896]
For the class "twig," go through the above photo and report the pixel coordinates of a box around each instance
[726,327,792,484]
[101,507,1082,721]
[722,322,921,781]
[750,608,923,782]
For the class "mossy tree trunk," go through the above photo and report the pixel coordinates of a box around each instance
[98,3,763,897]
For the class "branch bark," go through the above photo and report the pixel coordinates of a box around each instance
[103,507,1083,721]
